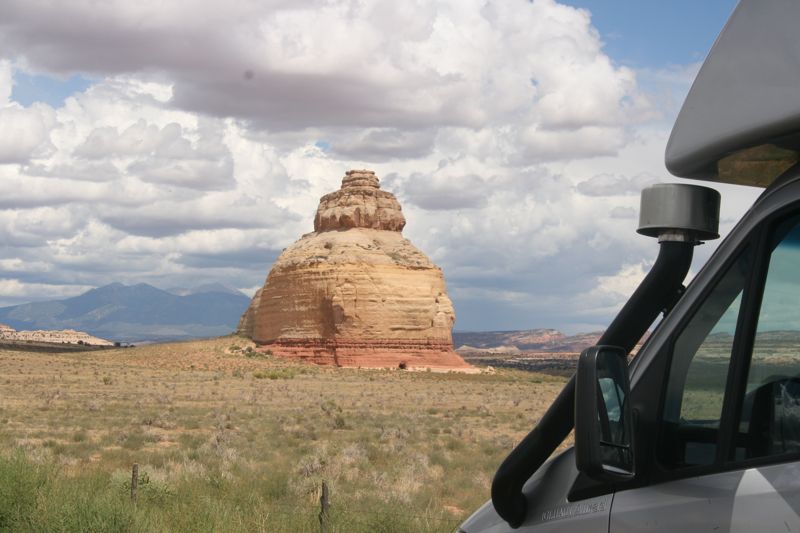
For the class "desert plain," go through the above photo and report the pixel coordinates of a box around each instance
[0,336,567,532]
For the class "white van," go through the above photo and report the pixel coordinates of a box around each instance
[460,1,800,531]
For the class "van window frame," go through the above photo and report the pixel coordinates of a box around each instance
[650,203,800,484]
[721,210,800,468]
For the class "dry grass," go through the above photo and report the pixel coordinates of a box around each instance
[0,336,567,532]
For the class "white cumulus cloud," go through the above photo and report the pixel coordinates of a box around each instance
[0,0,762,330]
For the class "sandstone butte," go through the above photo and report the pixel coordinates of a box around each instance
[238,169,473,371]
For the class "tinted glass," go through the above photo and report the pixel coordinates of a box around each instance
[597,350,632,473]
[736,218,800,460]
[660,248,751,468]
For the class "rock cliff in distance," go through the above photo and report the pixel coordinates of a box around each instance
[239,169,471,371]
[0,324,113,346]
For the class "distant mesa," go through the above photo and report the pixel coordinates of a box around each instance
[452,329,653,355]
[453,329,604,353]
[0,323,113,346]
[239,169,472,371]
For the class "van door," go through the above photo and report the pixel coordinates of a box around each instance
[610,212,800,532]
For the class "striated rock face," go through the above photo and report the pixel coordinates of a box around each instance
[239,169,471,370]
[237,287,262,339]
[314,170,406,232]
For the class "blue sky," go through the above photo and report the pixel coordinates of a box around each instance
[11,71,93,107]
[565,0,737,67]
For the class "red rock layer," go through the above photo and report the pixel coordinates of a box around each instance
[259,338,473,370]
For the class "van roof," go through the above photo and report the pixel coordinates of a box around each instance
[665,0,800,188]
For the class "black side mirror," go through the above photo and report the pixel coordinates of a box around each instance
[575,345,635,482]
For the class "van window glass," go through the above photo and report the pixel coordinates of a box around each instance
[736,217,800,460]
[659,248,752,468]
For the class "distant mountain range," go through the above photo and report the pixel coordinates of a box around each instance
[0,283,251,343]
[3,286,696,351]
[453,328,603,353]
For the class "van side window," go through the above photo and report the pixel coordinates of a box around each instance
[659,248,752,468]
[736,217,800,460]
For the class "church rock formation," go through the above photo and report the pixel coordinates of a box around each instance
[238,170,471,370]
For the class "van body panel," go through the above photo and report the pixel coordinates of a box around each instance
[610,469,741,532]
[665,0,800,186]
[459,449,611,532]
[611,463,800,532]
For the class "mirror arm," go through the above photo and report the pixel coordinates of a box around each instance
[598,241,694,351]
[491,376,576,528]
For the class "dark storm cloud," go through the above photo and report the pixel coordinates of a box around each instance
[328,128,436,161]
[171,73,476,132]
[0,1,245,74]
[0,1,479,132]
[99,202,294,238]
[0,0,640,139]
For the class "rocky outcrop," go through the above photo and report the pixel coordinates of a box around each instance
[452,329,604,352]
[239,169,471,371]
[314,170,406,232]
[0,324,114,346]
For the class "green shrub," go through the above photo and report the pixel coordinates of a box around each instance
[0,453,45,529]
[0,454,142,532]
[253,369,294,380]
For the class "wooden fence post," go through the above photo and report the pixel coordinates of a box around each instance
[131,463,139,504]
[319,480,330,533]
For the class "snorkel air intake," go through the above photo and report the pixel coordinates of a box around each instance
[491,184,720,528]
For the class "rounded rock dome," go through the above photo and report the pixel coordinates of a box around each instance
[238,169,470,370]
